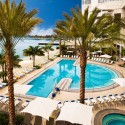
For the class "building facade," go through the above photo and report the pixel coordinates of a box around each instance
[82,0,125,58]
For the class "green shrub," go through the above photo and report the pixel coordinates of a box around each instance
[0,112,24,125]
[56,46,59,49]
[49,58,54,61]
[34,65,41,69]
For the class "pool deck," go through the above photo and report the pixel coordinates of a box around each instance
[0,57,125,102]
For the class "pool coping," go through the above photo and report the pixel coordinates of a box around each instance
[92,108,125,125]
[67,62,123,93]
[20,58,123,98]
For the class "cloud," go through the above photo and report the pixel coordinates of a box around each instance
[30,27,54,36]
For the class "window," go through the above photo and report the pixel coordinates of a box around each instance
[98,0,104,3]
[85,0,91,4]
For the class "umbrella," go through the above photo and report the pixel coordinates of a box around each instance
[121,57,125,61]
[112,78,125,87]
[91,52,97,55]
[96,50,102,53]
[100,54,112,58]
[56,102,93,125]
[21,97,59,120]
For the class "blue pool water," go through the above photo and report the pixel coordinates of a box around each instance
[26,59,118,97]
[102,113,125,125]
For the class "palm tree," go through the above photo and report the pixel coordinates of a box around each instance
[0,49,22,82]
[54,7,124,104]
[23,46,44,67]
[0,0,42,124]
[42,43,54,60]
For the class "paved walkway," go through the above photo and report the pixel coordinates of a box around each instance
[0,58,125,102]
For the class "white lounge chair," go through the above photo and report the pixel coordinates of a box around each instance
[0,83,8,86]
[89,97,97,104]
[96,96,104,103]
[108,94,117,101]
[15,98,22,106]
[84,98,91,105]
[1,97,9,104]
[0,84,4,89]
[21,100,30,109]
[102,96,110,102]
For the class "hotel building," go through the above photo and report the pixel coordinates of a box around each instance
[82,0,125,58]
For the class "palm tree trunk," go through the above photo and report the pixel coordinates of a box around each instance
[79,50,87,104]
[32,55,35,67]
[5,44,15,125]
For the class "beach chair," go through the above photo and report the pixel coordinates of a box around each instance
[100,59,104,63]
[96,96,104,103]
[90,57,94,60]
[89,97,97,105]
[106,60,110,64]
[57,101,64,109]
[84,98,91,105]
[1,96,9,104]
[0,84,4,89]
[0,83,8,86]
[114,94,122,100]
[21,100,30,109]
[120,93,125,99]
[102,96,110,102]
[108,94,117,101]
[34,116,42,125]
[108,61,114,65]
[15,98,22,106]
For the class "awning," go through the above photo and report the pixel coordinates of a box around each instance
[56,102,93,125]
[100,54,112,58]
[112,78,125,87]
[21,97,59,120]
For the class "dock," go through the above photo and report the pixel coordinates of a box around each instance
[55,78,72,91]
[73,58,80,66]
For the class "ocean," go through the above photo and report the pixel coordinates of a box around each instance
[14,38,58,59]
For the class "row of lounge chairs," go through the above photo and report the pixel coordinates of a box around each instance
[84,93,125,109]
[60,55,79,58]
[90,57,114,64]
[13,67,36,79]
[0,83,8,89]
[57,93,125,109]
[0,95,30,112]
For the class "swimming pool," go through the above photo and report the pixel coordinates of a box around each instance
[26,59,118,97]
[102,113,125,125]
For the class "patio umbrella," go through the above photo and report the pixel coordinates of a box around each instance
[96,50,102,53]
[121,57,125,61]
[112,78,125,92]
[56,102,93,125]
[100,54,112,58]
[21,97,59,120]
[112,78,125,87]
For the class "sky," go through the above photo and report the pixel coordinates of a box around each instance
[16,0,81,35]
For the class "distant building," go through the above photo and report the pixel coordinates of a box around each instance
[82,0,125,58]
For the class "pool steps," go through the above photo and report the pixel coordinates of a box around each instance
[73,58,80,66]
[55,78,72,91]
